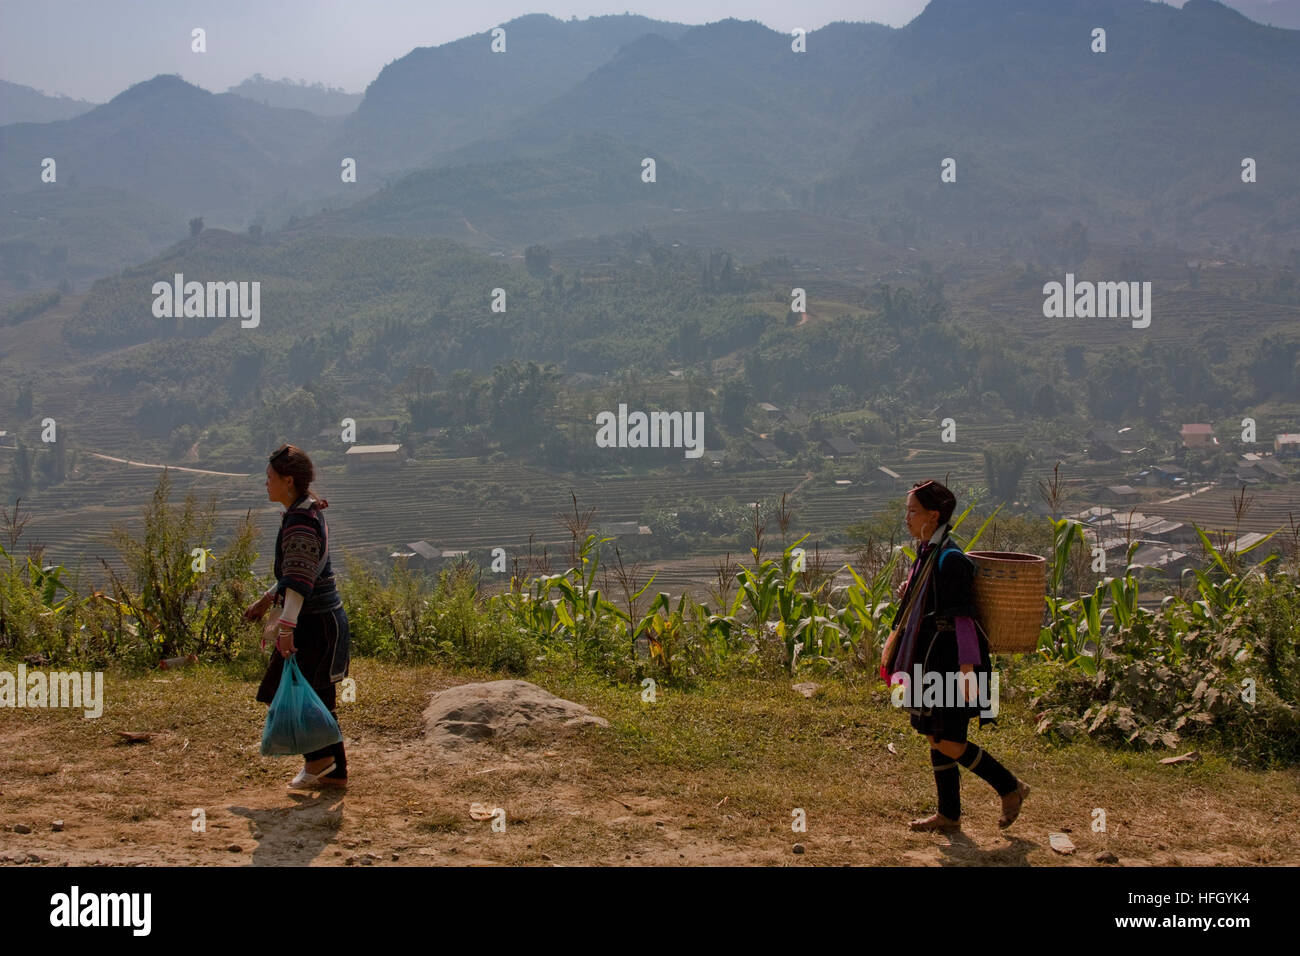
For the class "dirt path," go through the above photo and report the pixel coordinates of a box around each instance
[790,471,816,496]
[87,452,248,478]
[1153,483,1216,505]
[1,662,1295,867]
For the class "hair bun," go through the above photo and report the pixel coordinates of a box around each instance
[315,497,329,509]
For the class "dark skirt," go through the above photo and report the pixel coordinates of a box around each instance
[910,708,972,743]
[256,603,350,709]
[904,623,996,744]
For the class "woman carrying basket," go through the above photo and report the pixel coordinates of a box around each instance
[243,444,351,789]
[880,479,1029,832]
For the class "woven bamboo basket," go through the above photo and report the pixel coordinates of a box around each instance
[966,551,1047,654]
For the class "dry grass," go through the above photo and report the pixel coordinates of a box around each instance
[0,657,1296,866]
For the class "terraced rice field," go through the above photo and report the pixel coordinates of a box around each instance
[13,454,814,592]
[1155,486,1300,536]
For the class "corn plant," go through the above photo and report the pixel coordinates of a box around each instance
[837,551,901,667]
[1183,523,1279,625]
[0,539,78,653]
[1040,516,1086,656]
[728,536,845,673]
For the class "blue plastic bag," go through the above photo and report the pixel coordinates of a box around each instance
[260,654,343,756]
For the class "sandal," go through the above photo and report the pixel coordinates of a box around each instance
[288,761,336,789]
[909,812,961,833]
[999,781,1031,829]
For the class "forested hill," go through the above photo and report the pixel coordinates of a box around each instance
[4,219,1295,478]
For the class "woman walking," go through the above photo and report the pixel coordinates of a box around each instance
[881,479,1029,832]
[243,444,351,788]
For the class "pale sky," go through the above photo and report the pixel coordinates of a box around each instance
[0,0,1196,103]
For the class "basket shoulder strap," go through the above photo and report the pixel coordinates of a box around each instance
[938,544,966,572]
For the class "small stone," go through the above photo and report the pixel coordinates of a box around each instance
[51,821,64,832]
[391,853,400,861]
[344,856,355,866]
[625,854,631,859]
[226,844,242,852]
[792,682,820,698]
[360,856,374,866]
[1049,833,1076,855]
[541,853,552,861]
[793,843,805,854]
[333,850,342,856]
[27,853,41,863]
[1096,851,1119,864]
[13,823,31,834]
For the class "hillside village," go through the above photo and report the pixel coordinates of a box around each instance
[310,410,1300,580]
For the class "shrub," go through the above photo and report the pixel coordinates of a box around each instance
[95,469,259,662]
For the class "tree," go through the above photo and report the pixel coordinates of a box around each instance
[1032,383,1059,418]
[719,381,751,432]
[983,444,1030,505]
[873,396,905,447]
[1060,221,1089,271]
[1063,345,1085,378]
[674,317,701,360]
[489,361,558,452]
[189,217,204,237]
[525,244,552,275]
[11,439,32,492]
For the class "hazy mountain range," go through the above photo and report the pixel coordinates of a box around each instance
[2,0,1298,298]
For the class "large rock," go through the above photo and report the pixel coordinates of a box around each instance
[423,680,608,749]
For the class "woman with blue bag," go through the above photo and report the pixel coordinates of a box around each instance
[243,444,351,788]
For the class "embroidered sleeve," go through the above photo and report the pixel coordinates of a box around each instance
[277,515,323,598]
